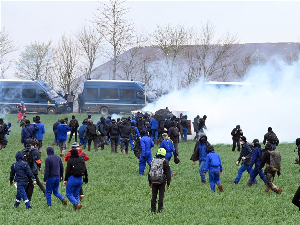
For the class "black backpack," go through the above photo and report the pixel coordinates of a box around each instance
[72,158,86,177]
[110,124,119,136]
[22,149,34,168]
[172,127,179,137]
[268,132,278,144]
[69,119,77,128]
[0,124,5,134]
[149,158,165,184]
[130,126,136,136]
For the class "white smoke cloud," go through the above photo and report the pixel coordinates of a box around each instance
[144,56,300,144]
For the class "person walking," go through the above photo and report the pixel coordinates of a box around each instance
[63,148,88,210]
[180,115,189,141]
[204,146,223,192]
[43,146,68,206]
[0,118,8,150]
[57,119,71,157]
[258,143,282,195]
[263,127,279,150]
[148,148,171,214]
[168,121,180,156]
[108,119,120,153]
[231,136,256,184]
[17,101,26,123]
[139,130,154,175]
[10,151,36,209]
[78,119,88,149]
[190,133,211,184]
[84,119,98,152]
[21,120,39,147]
[68,115,79,143]
[160,133,177,175]
[248,139,266,186]
[34,116,46,156]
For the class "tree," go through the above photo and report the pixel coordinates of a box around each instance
[15,41,52,80]
[93,0,134,80]
[53,35,81,93]
[75,25,103,80]
[284,42,300,65]
[0,28,17,78]
[192,22,241,80]
[152,24,192,88]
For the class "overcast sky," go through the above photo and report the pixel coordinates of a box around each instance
[2,0,300,49]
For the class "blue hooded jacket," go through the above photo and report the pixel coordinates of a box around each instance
[57,124,71,143]
[44,147,64,182]
[150,118,158,130]
[249,146,263,168]
[10,151,35,183]
[140,135,154,157]
[34,122,46,141]
[78,124,88,139]
[21,123,39,144]
[204,151,223,173]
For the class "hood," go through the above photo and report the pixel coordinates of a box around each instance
[46,146,55,155]
[15,151,24,161]
[199,133,207,140]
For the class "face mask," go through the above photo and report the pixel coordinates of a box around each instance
[200,138,205,143]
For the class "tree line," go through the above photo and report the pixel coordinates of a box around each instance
[1,0,299,97]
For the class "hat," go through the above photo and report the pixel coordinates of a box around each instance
[268,127,272,131]
[157,148,166,156]
[162,133,168,137]
[240,136,246,142]
[21,101,24,105]
[72,142,79,148]
[236,125,240,129]
[72,115,75,119]
[252,139,259,144]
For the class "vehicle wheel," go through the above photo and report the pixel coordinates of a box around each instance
[100,107,109,115]
[2,106,11,114]
[47,107,56,115]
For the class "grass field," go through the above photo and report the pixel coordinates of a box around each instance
[0,113,299,224]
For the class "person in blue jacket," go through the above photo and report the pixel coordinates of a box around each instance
[190,133,211,184]
[204,146,223,192]
[43,146,67,207]
[57,119,71,157]
[10,151,36,209]
[160,133,177,175]
[21,120,39,147]
[231,136,257,184]
[34,116,46,156]
[150,117,159,144]
[139,130,154,175]
[248,139,266,186]
[78,119,88,149]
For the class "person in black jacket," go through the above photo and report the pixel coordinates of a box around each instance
[231,125,243,151]
[148,148,171,214]
[263,127,279,150]
[68,115,79,143]
[118,118,131,154]
[84,119,98,152]
[108,119,119,153]
[259,143,282,195]
[0,118,8,150]
[180,115,190,141]
[63,148,88,210]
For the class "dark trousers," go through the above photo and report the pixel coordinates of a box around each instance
[69,128,78,143]
[88,135,98,152]
[111,137,119,153]
[26,174,46,201]
[38,140,43,154]
[292,185,300,210]
[232,138,240,151]
[151,182,166,212]
[120,138,129,153]
[98,136,106,150]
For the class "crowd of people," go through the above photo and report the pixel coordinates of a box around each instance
[3,110,300,213]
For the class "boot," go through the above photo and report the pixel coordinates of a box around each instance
[294,158,299,164]
[248,181,253,187]
[232,147,235,152]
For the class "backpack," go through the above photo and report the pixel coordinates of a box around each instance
[148,158,165,184]
[268,150,281,172]
[130,126,136,136]
[122,124,132,136]
[22,149,34,168]
[198,118,204,128]
[267,132,278,144]
[296,138,300,146]
[110,124,119,136]
[72,158,86,177]
[172,127,179,137]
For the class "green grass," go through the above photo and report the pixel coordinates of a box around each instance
[0,114,299,224]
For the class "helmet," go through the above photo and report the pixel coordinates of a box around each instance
[157,148,166,156]
[71,142,79,148]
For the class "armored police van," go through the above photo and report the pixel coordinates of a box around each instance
[0,79,68,114]
[82,80,148,114]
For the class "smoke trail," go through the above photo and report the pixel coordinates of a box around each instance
[144,56,300,144]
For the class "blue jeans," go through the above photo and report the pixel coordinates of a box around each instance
[15,182,31,208]
[208,168,221,192]
[234,164,256,184]
[199,160,206,183]
[66,175,82,207]
[151,129,158,144]
[249,166,266,184]
[79,138,87,149]
[46,177,65,206]
[139,151,152,175]
[182,128,188,141]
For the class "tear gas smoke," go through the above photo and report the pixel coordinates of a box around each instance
[144,56,300,144]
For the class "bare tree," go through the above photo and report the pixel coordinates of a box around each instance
[193,22,241,80]
[15,41,52,80]
[284,42,300,65]
[0,28,17,78]
[93,0,134,80]
[53,35,81,93]
[153,24,192,88]
[233,51,267,79]
[75,25,103,80]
